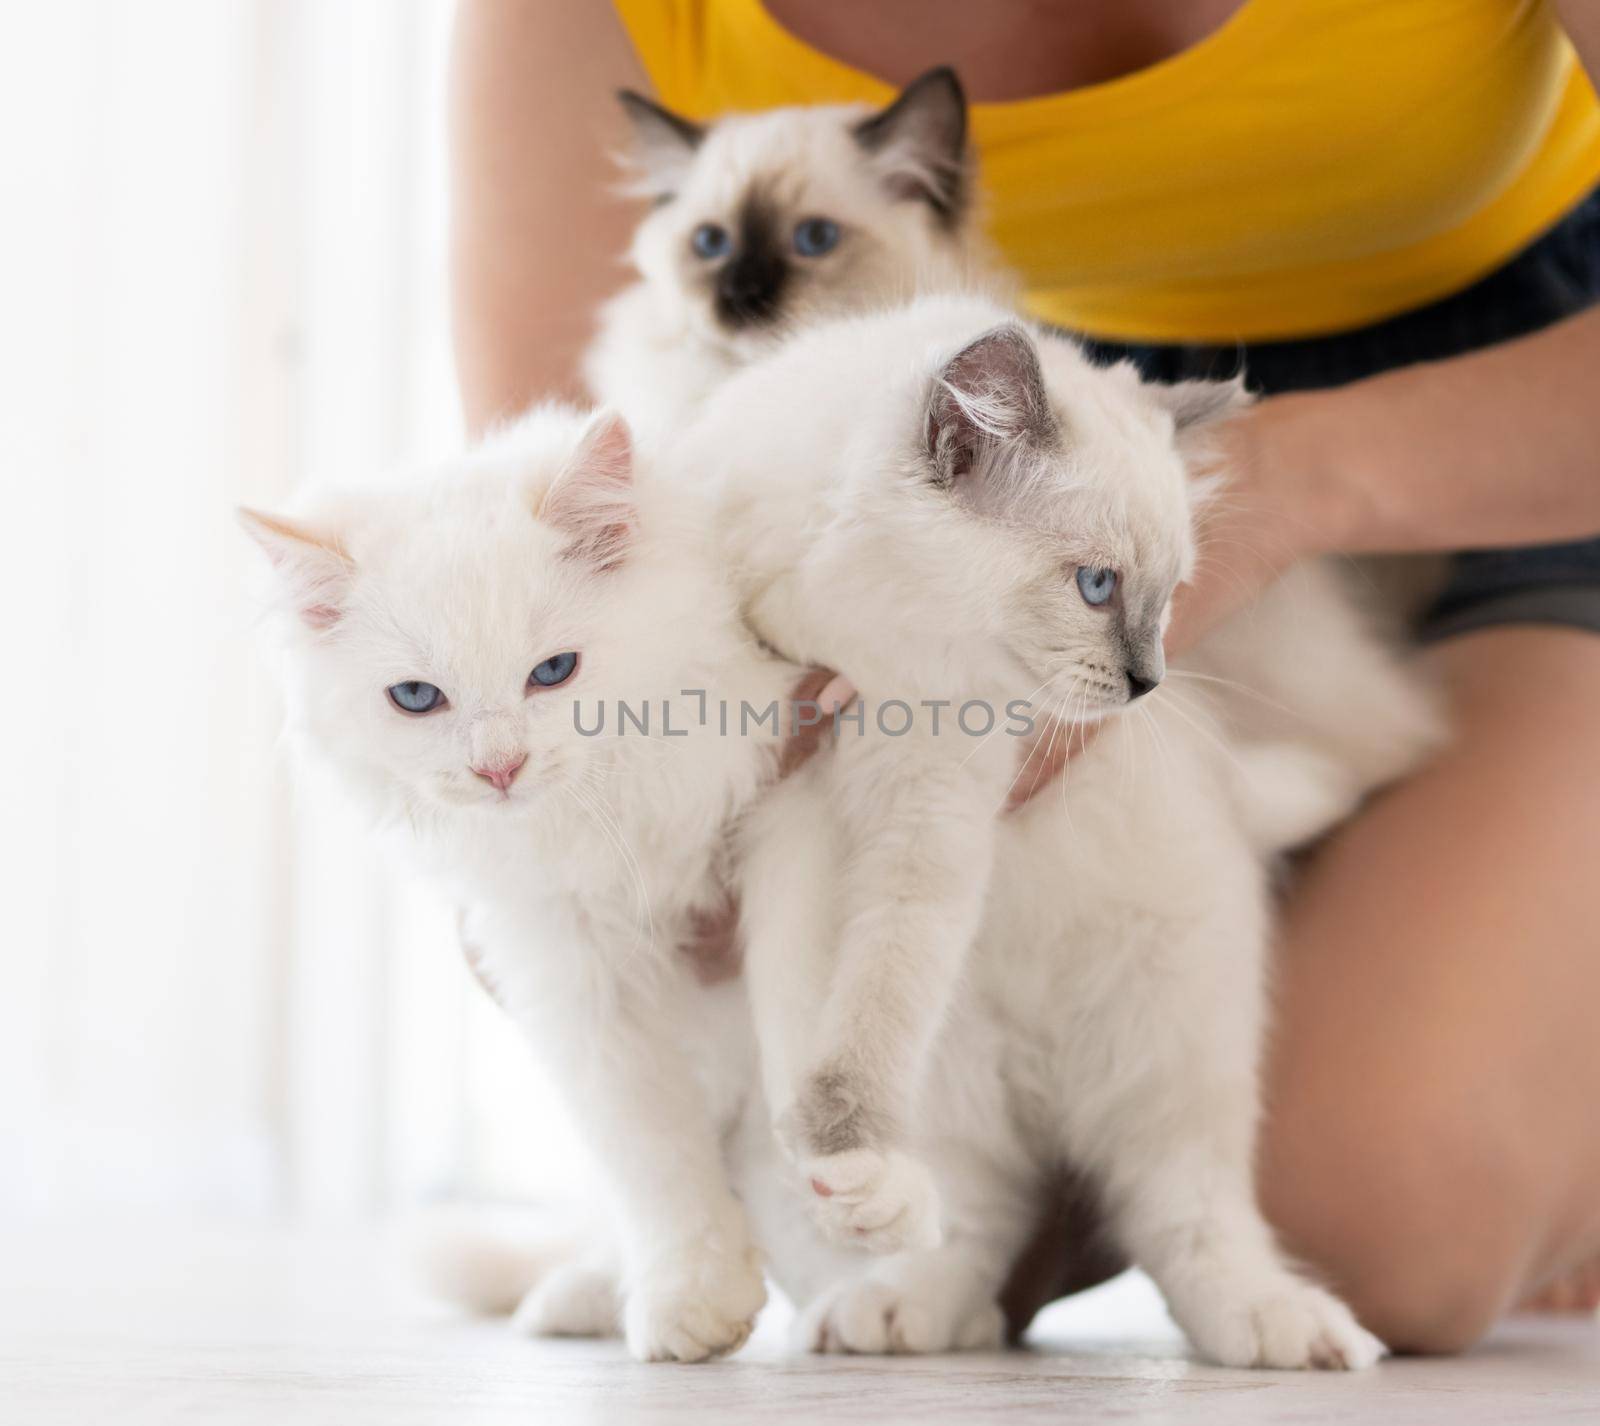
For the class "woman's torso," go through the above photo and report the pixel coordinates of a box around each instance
[614,0,1600,342]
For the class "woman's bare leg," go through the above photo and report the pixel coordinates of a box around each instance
[1520,1257,1600,1313]
[1259,624,1600,1352]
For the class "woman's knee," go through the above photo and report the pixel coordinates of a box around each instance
[1261,1071,1533,1354]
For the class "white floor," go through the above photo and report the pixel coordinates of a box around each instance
[5,1224,1598,1425]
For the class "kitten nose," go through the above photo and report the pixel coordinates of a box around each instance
[471,754,527,793]
[716,254,786,324]
[1126,671,1160,701]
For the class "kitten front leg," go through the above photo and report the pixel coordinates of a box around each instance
[1059,900,1385,1371]
[501,958,765,1363]
[787,732,1002,1253]
[740,768,946,1253]
[793,1157,1036,1356]
[737,763,841,1132]
[797,1244,1010,1356]
[1108,1139,1385,1370]
[734,1069,1036,1358]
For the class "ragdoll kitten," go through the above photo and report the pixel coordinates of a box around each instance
[585,66,991,437]
[242,408,795,1364]
[670,296,1436,1367]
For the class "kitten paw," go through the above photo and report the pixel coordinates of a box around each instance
[1185,1281,1387,1370]
[623,1234,767,1363]
[796,1277,1003,1355]
[801,1148,943,1254]
[511,1259,621,1339]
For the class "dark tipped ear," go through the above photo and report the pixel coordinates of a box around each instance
[238,508,352,631]
[1150,375,1252,480]
[853,66,969,222]
[924,324,1055,489]
[539,411,636,572]
[616,89,704,198]
[1144,376,1250,514]
[1152,375,1251,435]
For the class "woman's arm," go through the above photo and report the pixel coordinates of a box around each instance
[450,0,651,433]
[1173,292,1600,650]
[1269,306,1600,557]
[1171,0,1600,648]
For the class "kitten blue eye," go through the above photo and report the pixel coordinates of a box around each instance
[529,651,579,688]
[792,217,840,256]
[1076,567,1119,607]
[691,223,731,259]
[387,681,445,714]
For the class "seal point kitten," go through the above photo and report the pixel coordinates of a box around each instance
[587,67,998,435]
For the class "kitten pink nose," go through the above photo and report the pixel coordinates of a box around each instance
[471,754,527,793]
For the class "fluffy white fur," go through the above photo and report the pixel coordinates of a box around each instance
[417,299,1439,1370]
[249,275,1440,1369]
[244,408,795,1363]
[586,70,993,440]
[422,298,1434,1368]
[250,328,1436,1369]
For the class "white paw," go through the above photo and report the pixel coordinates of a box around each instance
[623,1236,767,1363]
[796,1277,1004,1355]
[511,1259,620,1339]
[801,1148,943,1254]
[1186,1281,1387,1370]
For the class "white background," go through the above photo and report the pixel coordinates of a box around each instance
[1,0,589,1225]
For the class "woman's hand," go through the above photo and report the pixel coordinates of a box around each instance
[777,669,858,777]
[1164,394,1344,657]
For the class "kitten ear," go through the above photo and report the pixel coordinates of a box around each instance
[852,66,969,222]
[1152,375,1251,435]
[540,411,636,572]
[616,89,704,199]
[1149,376,1251,506]
[924,324,1055,491]
[238,508,352,631]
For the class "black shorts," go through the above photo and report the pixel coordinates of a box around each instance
[1077,189,1600,640]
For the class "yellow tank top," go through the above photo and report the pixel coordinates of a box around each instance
[613,0,1600,342]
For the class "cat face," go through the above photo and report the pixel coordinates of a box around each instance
[242,411,646,820]
[619,68,975,353]
[898,321,1240,722]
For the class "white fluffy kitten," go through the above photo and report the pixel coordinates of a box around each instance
[243,408,794,1363]
[668,295,1437,1367]
[586,68,991,438]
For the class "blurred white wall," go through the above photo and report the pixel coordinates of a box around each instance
[0,0,589,1223]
